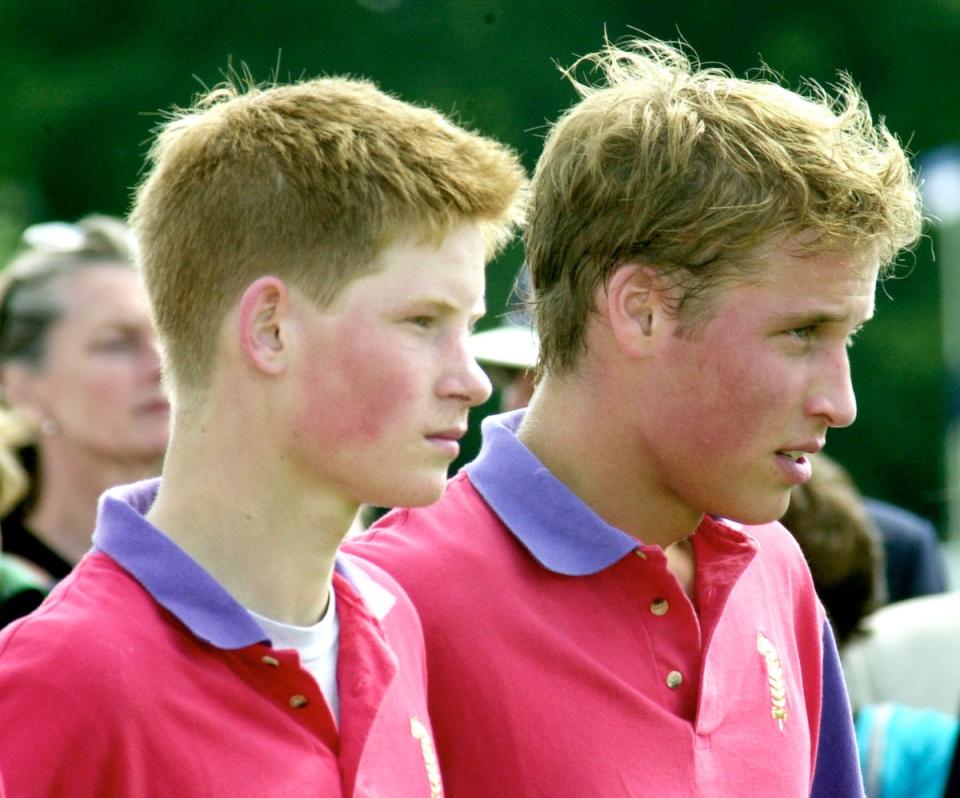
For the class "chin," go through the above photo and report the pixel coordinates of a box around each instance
[119,427,169,459]
[135,440,169,461]
[111,442,166,471]
[372,476,447,509]
[718,498,792,526]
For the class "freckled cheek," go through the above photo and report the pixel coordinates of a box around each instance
[295,333,421,447]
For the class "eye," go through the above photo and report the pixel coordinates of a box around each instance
[787,326,815,341]
[91,335,137,353]
[406,315,435,330]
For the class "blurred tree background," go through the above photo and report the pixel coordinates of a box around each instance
[1,0,957,532]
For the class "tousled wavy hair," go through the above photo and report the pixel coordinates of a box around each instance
[525,38,923,378]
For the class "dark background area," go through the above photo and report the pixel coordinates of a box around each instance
[1,0,957,531]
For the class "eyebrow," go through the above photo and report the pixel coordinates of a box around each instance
[92,318,150,331]
[776,309,873,328]
[411,296,487,322]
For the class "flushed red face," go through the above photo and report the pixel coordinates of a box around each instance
[289,222,492,508]
[635,238,879,527]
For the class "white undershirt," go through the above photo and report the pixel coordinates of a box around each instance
[249,590,341,724]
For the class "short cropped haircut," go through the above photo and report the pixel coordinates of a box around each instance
[525,38,923,378]
[131,76,526,395]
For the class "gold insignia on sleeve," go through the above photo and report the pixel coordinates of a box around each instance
[756,632,788,731]
[410,716,444,797]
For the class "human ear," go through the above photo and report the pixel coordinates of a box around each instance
[603,264,662,358]
[237,276,289,376]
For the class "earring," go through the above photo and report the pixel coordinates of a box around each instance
[39,418,61,436]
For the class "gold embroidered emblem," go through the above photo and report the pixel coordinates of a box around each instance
[410,716,444,797]
[756,632,788,731]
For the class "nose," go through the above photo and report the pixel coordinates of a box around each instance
[437,342,493,407]
[805,348,857,429]
[142,336,164,381]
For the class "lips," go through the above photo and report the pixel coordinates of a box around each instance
[774,441,822,484]
[136,398,170,415]
[424,428,466,460]
[426,427,466,441]
[775,439,824,462]
[774,449,815,484]
[777,450,807,463]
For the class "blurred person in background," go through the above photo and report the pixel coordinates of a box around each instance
[779,452,959,798]
[0,215,169,583]
[863,496,948,600]
[779,452,885,648]
[468,320,537,412]
[468,269,538,413]
[843,590,960,718]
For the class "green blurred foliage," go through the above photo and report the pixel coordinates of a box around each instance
[1,0,957,529]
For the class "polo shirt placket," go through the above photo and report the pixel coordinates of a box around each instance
[464,416,768,732]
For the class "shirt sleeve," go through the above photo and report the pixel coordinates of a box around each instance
[0,625,120,797]
[810,620,865,797]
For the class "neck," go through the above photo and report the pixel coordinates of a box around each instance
[147,415,354,627]
[27,441,161,565]
[518,372,704,549]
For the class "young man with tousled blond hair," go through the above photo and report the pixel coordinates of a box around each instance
[350,38,922,796]
[0,76,525,796]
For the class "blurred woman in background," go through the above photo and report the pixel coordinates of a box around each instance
[0,215,169,584]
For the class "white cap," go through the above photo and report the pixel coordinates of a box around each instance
[469,324,539,370]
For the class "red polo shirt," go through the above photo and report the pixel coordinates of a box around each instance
[348,410,863,797]
[0,480,443,797]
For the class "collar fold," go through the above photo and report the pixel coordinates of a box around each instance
[94,479,268,650]
[465,410,641,576]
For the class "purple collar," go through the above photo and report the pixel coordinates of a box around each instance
[94,480,395,649]
[92,479,269,650]
[465,410,642,576]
